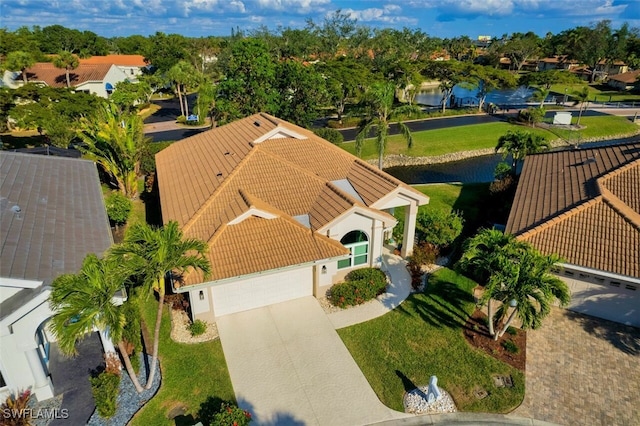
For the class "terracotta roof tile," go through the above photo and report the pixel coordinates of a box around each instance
[24,62,113,88]
[508,144,640,278]
[79,55,147,67]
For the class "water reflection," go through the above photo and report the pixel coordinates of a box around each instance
[415,85,535,108]
[386,154,504,184]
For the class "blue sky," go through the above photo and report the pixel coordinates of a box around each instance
[1,0,639,39]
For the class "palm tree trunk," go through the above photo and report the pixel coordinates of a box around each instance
[118,340,144,393]
[176,83,185,117]
[65,69,71,88]
[487,298,495,336]
[378,150,384,170]
[22,69,27,84]
[576,105,584,126]
[496,306,519,340]
[144,290,164,390]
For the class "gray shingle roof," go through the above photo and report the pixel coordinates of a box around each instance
[0,152,112,285]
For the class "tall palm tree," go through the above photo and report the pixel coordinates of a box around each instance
[3,51,35,83]
[110,221,211,389]
[167,61,199,118]
[457,229,529,337]
[53,51,79,88]
[49,254,144,393]
[493,251,570,340]
[573,86,590,126]
[495,130,550,174]
[355,82,421,170]
[77,103,149,198]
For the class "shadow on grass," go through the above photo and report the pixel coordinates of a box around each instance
[397,279,475,330]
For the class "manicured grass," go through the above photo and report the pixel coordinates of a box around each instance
[549,83,640,103]
[138,103,161,120]
[130,301,235,425]
[545,115,639,144]
[338,268,524,413]
[340,122,550,159]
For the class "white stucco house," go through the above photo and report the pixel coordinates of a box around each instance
[2,62,130,98]
[155,113,429,320]
[79,54,149,79]
[0,152,113,401]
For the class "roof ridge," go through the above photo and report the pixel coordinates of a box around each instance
[516,197,603,240]
[255,144,329,185]
[181,146,259,236]
[597,163,640,229]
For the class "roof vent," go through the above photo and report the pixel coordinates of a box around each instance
[224,151,234,156]
[216,172,223,178]
[11,205,21,213]
[254,120,261,127]
[582,157,596,165]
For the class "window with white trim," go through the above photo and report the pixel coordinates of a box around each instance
[338,231,369,269]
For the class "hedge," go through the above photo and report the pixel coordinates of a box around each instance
[329,267,387,308]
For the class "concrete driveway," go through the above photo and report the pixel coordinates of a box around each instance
[216,296,407,426]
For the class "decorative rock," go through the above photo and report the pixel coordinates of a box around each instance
[403,385,457,415]
[170,309,218,343]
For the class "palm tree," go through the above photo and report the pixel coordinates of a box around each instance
[110,221,211,389]
[3,51,35,83]
[49,254,144,393]
[495,130,550,174]
[53,51,79,88]
[77,104,149,198]
[493,251,570,340]
[167,61,199,118]
[355,82,421,170]
[457,229,529,337]
[573,86,590,126]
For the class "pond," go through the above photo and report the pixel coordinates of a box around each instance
[416,85,536,109]
[386,154,504,184]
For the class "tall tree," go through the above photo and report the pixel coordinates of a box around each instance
[465,64,516,112]
[167,60,199,117]
[2,51,36,83]
[424,61,463,113]
[355,82,421,170]
[320,57,370,124]
[49,254,144,393]
[110,221,211,390]
[568,21,612,82]
[500,32,541,72]
[77,104,148,198]
[275,60,326,127]
[53,51,79,88]
[496,130,550,174]
[573,86,590,127]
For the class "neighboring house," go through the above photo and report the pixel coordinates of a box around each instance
[3,62,129,98]
[595,60,628,78]
[537,55,582,71]
[79,54,148,78]
[505,144,640,327]
[607,70,640,91]
[155,113,429,320]
[0,153,113,401]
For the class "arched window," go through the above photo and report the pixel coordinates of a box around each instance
[338,230,369,269]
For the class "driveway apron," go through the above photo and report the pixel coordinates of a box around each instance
[216,296,407,426]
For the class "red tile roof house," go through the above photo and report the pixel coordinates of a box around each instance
[155,113,429,320]
[79,54,148,78]
[607,70,640,91]
[3,61,129,98]
[505,143,640,327]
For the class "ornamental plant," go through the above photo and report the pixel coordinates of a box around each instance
[189,319,207,337]
[89,371,120,418]
[105,192,132,226]
[212,403,252,426]
[1,389,31,426]
[329,268,387,308]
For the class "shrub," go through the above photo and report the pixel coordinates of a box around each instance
[329,268,387,308]
[212,403,252,426]
[105,192,132,226]
[493,162,512,180]
[489,174,515,195]
[506,326,518,336]
[190,319,207,337]
[313,127,344,144]
[406,243,439,290]
[416,209,464,248]
[164,293,190,311]
[104,352,121,376]
[502,339,519,354]
[1,389,31,426]
[176,115,186,124]
[89,371,120,418]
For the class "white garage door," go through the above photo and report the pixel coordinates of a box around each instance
[564,276,640,327]
[211,267,313,317]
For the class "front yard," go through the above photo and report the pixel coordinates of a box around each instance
[338,268,525,413]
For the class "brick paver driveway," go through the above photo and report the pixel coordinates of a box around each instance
[513,308,640,425]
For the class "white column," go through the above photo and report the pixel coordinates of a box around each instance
[25,348,48,388]
[401,202,418,257]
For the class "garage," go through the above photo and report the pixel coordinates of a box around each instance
[210,266,314,317]
[562,275,640,327]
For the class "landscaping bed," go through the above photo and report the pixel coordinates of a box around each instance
[463,309,526,372]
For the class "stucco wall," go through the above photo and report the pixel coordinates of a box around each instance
[76,65,129,98]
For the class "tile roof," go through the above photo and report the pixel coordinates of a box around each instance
[24,62,113,88]
[156,113,426,284]
[79,54,147,67]
[0,152,112,285]
[608,70,640,84]
[506,143,640,278]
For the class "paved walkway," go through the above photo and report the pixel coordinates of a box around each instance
[217,296,409,425]
[327,249,412,329]
[512,308,640,425]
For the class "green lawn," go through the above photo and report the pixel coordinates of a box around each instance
[338,268,524,413]
[340,122,550,159]
[549,83,640,103]
[130,301,235,425]
[545,115,639,144]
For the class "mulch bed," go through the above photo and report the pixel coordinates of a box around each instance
[463,309,526,371]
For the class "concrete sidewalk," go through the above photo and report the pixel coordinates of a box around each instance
[217,297,409,426]
[328,249,412,329]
